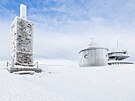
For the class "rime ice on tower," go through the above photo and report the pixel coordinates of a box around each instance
[8,4,42,73]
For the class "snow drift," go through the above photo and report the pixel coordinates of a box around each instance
[0,60,135,101]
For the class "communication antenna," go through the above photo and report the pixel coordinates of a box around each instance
[20,4,27,19]
[117,40,119,49]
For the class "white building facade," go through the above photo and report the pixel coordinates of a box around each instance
[79,41,108,67]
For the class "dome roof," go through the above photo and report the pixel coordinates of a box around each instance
[79,41,108,53]
[88,41,102,48]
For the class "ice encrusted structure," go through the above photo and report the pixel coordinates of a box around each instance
[8,4,42,73]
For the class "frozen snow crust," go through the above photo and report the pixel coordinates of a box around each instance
[0,60,135,101]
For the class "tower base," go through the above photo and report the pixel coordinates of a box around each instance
[8,66,42,73]
[6,62,42,74]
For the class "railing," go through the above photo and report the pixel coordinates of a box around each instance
[108,53,128,57]
[6,61,39,68]
[33,62,39,68]
[6,62,12,67]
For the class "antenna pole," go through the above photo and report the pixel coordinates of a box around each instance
[20,4,27,19]
[117,40,119,49]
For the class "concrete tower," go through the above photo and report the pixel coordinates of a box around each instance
[8,4,42,73]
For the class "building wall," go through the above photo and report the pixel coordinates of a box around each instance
[79,48,108,67]
[10,17,33,66]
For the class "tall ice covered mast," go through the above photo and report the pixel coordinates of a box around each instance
[9,4,42,73]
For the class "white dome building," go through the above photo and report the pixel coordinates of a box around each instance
[79,41,108,67]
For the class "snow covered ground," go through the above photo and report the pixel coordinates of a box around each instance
[0,60,135,101]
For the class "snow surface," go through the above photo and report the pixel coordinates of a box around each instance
[0,60,135,101]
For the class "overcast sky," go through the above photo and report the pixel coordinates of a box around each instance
[0,0,135,62]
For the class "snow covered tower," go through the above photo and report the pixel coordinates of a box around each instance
[79,41,108,67]
[9,4,42,73]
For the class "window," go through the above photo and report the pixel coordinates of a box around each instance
[84,54,88,59]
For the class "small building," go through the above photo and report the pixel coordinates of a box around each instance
[108,50,134,65]
[79,41,108,67]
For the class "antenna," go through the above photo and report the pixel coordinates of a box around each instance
[117,40,119,49]
[20,4,27,19]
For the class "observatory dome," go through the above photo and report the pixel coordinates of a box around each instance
[80,41,108,53]
[89,41,102,47]
[79,41,108,67]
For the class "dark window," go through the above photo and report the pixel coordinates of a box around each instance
[84,54,88,59]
